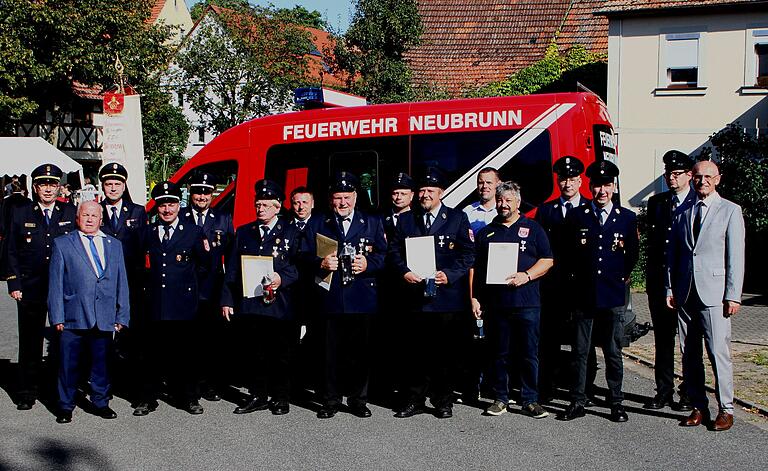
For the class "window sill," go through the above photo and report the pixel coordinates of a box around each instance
[654,87,707,96]
[739,86,768,95]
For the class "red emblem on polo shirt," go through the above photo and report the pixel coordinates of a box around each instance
[518,227,530,238]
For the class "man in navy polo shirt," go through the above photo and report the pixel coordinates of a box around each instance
[472,181,553,418]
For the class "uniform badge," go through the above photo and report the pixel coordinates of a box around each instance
[449,242,455,249]
[24,223,35,228]
[486,232,495,238]
[59,221,70,226]
[441,213,447,219]
[203,239,210,252]
[469,229,475,242]
[176,254,182,262]
[580,238,587,245]
[520,240,527,252]
[178,224,184,231]
[25,234,32,243]
[518,227,530,238]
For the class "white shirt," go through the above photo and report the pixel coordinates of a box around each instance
[259,217,278,237]
[191,207,209,225]
[559,194,582,218]
[106,200,123,220]
[158,218,180,242]
[693,192,717,228]
[79,230,106,275]
[593,201,613,225]
[338,210,354,235]
[672,186,691,209]
[425,204,442,228]
[463,201,497,233]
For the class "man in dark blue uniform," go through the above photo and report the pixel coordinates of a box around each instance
[98,163,147,396]
[535,156,596,403]
[388,168,475,419]
[558,160,639,423]
[643,150,696,411]
[181,172,234,402]
[221,180,300,415]
[473,181,554,418]
[133,181,210,416]
[4,164,77,410]
[381,172,415,242]
[300,172,387,419]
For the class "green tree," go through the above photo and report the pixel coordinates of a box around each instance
[0,0,174,135]
[274,5,326,29]
[142,91,190,183]
[190,0,250,22]
[333,0,422,103]
[175,6,312,135]
[468,42,606,99]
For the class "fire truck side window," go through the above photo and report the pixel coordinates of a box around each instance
[265,136,409,209]
[410,129,553,212]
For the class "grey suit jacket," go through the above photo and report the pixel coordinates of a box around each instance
[666,192,745,307]
[48,231,130,331]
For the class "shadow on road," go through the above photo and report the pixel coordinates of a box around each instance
[0,435,118,471]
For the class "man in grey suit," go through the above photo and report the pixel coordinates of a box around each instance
[48,201,130,423]
[666,160,745,431]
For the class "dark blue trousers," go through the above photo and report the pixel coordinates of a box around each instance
[487,307,541,406]
[58,328,112,411]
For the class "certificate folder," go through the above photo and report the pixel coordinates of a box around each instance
[241,255,274,298]
[486,242,518,285]
[315,233,338,291]
[405,236,436,279]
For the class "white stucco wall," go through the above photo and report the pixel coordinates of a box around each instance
[606,10,768,209]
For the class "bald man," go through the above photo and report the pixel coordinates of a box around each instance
[666,160,745,431]
[48,201,130,423]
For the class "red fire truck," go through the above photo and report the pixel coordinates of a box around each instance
[166,92,617,226]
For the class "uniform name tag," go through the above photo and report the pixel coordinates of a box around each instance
[24,223,36,228]
[58,221,71,226]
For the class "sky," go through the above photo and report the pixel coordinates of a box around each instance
[184,1,354,32]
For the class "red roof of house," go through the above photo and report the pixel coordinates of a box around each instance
[597,0,768,15]
[406,0,609,96]
[148,0,166,24]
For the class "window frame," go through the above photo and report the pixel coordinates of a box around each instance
[656,29,707,96]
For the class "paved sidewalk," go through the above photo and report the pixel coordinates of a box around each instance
[627,292,768,413]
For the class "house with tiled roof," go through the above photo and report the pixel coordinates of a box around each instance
[406,0,609,95]
[150,0,195,43]
[595,0,768,209]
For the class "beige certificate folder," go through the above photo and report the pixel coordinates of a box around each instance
[315,233,338,291]
[241,255,274,298]
[486,242,519,284]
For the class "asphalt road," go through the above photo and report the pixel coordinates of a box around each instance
[0,283,766,471]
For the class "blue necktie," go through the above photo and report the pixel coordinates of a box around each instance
[111,206,119,232]
[44,208,51,226]
[85,235,104,277]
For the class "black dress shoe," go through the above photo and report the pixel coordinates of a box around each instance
[16,399,35,411]
[94,406,117,419]
[643,394,673,410]
[56,410,73,424]
[610,404,629,422]
[185,400,204,415]
[349,404,372,418]
[435,406,453,419]
[394,402,425,418]
[558,403,586,421]
[233,396,269,414]
[202,390,221,402]
[584,396,596,408]
[317,405,338,419]
[133,401,159,416]
[676,395,693,412]
[269,401,290,415]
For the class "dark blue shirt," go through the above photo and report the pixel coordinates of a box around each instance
[473,215,552,309]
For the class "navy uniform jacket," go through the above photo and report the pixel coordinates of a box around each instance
[4,200,77,301]
[563,204,639,310]
[473,216,553,310]
[221,216,299,320]
[100,200,147,275]
[181,208,234,303]
[142,221,209,321]
[300,210,387,315]
[535,197,591,265]
[645,189,695,294]
[388,204,474,313]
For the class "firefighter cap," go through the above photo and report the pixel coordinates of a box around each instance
[254,179,284,202]
[662,150,693,172]
[329,171,359,193]
[552,156,584,178]
[585,160,619,185]
[189,172,216,193]
[99,162,128,183]
[151,181,181,203]
[31,164,63,184]
[418,167,447,190]
[391,172,416,191]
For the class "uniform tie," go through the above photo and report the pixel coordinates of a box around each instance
[296,220,306,231]
[111,206,119,232]
[598,208,607,226]
[85,235,104,277]
[196,211,204,227]
[338,216,350,236]
[162,225,172,245]
[44,208,51,226]
[261,225,269,239]
[425,212,433,231]
[693,202,703,243]
[671,195,680,213]
[393,213,399,226]
[565,201,573,211]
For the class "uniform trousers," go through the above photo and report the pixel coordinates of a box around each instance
[318,315,371,408]
[571,306,625,405]
[197,299,228,393]
[235,315,294,401]
[647,285,685,399]
[140,320,200,404]
[16,299,49,401]
[403,311,462,409]
[58,328,112,411]
[488,307,541,406]
[679,287,734,413]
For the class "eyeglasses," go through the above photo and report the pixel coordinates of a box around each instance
[665,170,688,178]
[254,202,277,209]
[692,174,719,182]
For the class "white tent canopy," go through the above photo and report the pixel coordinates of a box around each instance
[0,137,84,194]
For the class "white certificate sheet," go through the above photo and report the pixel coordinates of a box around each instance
[241,255,274,298]
[486,242,519,285]
[406,236,436,279]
